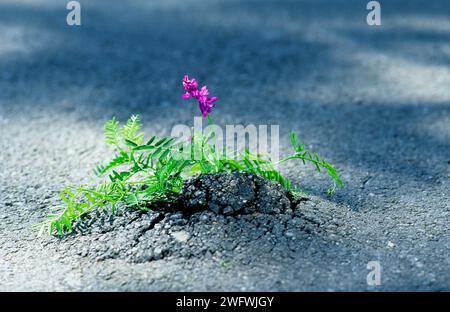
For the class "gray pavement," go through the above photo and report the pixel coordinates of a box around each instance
[0,0,449,291]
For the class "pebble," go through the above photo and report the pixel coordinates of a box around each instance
[223,206,234,215]
[285,231,295,238]
[171,231,190,243]
[153,247,163,260]
[199,214,210,222]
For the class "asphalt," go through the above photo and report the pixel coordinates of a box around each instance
[0,0,449,291]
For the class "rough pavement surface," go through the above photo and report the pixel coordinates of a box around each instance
[0,0,449,291]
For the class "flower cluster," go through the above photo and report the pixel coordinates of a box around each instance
[182,75,218,117]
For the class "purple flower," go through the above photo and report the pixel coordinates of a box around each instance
[182,75,198,92]
[198,96,217,117]
[182,75,218,117]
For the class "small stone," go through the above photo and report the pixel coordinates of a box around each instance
[223,206,234,215]
[200,214,210,222]
[285,231,295,238]
[171,231,190,243]
[168,213,183,220]
[387,241,395,248]
[209,203,220,214]
[153,247,163,260]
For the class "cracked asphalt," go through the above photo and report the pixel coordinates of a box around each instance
[0,0,449,291]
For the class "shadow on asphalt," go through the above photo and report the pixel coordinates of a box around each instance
[1,0,449,212]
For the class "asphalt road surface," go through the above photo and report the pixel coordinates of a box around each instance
[0,0,449,291]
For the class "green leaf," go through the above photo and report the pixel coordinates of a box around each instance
[60,191,70,204]
[104,117,120,147]
[290,131,298,148]
[120,115,143,144]
[94,152,129,176]
[133,145,156,151]
[146,136,156,145]
[151,147,163,158]
[60,215,73,232]
[124,139,138,147]
[54,222,63,236]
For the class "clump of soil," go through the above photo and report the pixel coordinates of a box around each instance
[60,173,343,265]
[73,173,300,235]
[179,173,298,215]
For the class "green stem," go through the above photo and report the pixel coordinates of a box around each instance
[276,154,320,165]
[206,113,219,159]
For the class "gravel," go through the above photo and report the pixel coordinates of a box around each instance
[0,0,449,291]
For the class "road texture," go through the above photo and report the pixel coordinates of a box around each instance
[0,0,449,291]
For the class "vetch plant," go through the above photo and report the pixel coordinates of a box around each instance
[40,75,343,236]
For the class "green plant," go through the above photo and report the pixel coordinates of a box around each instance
[39,114,342,236]
[40,76,343,236]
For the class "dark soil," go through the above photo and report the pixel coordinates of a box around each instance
[180,173,298,215]
[64,173,308,264]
